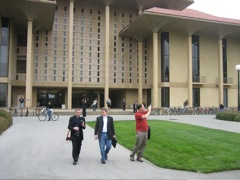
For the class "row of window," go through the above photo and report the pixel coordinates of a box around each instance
[161,32,227,83]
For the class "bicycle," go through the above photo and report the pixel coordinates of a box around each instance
[37,107,59,121]
[12,106,18,117]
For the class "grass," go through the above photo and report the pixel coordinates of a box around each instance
[87,120,240,173]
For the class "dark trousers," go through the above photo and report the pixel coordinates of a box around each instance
[122,103,126,111]
[72,137,82,162]
[83,108,86,117]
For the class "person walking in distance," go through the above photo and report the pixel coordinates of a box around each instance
[122,98,126,111]
[68,108,86,165]
[82,98,87,117]
[94,107,116,164]
[130,103,151,162]
[19,96,24,109]
[19,96,24,116]
[106,98,111,110]
[92,98,98,111]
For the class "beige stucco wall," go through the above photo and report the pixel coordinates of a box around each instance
[169,32,189,107]
[125,89,138,109]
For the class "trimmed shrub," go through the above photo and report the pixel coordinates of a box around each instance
[216,110,240,122]
[0,109,13,135]
[234,115,240,122]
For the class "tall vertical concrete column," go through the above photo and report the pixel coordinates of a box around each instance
[218,39,223,105]
[67,0,74,109]
[152,32,159,107]
[187,36,193,107]
[25,20,33,107]
[138,41,143,104]
[104,5,110,108]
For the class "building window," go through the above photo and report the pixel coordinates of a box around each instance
[192,35,200,82]
[193,88,200,107]
[0,83,7,106]
[223,39,227,83]
[161,87,169,107]
[0,17,10,77]
[161,32,169,82]
[223,88,228,107]
[16,56,26,73]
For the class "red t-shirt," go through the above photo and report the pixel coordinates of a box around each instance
[135,110,148,132]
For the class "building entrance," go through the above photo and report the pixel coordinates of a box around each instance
[37,89,65,108]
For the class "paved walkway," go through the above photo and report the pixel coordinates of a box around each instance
[0,114,240,179]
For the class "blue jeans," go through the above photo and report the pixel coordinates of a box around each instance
[47,109,52,119]
[99,132,112,160]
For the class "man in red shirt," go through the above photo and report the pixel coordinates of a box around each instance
[130,103,151,162]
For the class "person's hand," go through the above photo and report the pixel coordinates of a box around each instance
[81,120,85,127]
[148,104,152,110]
[94,135,98,140]
[73,127,79,131]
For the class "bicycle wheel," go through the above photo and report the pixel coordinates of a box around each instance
[51,113,59,121]
[38,113,47,121]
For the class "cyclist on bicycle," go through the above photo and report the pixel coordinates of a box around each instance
[46,101,53,121]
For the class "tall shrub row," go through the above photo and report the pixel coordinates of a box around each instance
[216,110,240,122]
[0,109,13,135]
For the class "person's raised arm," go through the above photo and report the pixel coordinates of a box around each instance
[142,104,152,119]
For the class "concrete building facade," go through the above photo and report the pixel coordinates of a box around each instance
[0,0,240,109]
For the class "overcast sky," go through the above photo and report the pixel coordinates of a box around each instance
[188,0,240,20]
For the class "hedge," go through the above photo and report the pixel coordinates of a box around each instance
[0,109,13,135]
[216,110,240,122]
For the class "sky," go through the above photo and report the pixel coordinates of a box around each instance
[188,0,240,20]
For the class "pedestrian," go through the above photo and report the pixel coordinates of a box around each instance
[94,107,116,164]
[122,98,126,111]
[19,96,24,109]
[106,98,111,110]
[130,103,151,162]
[82,98,87,117]
[183,100,188,107]
[92,98,98,111]
[133,101,138,113]
[68,108,86,165]
[46,101,53,121]
[219,104,224,112]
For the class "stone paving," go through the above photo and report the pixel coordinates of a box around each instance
[0,114,240,179]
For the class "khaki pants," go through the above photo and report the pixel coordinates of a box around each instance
[131,131,148,158]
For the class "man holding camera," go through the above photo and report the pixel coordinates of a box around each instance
[130,103,151,162]
[68,108,86,165]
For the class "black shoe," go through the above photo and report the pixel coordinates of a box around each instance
[101,159,106,164]
[48,119,51,121]
[137,157,143,162]
[73,161,77,165]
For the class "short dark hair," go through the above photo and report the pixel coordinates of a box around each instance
[101,107,107,112]
[136,104,142,110]
[75,108,81,112]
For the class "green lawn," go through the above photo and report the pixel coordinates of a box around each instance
[87,120,240,173]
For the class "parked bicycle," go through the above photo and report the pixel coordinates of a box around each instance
[12,106,18,117]
[37,107,59,121]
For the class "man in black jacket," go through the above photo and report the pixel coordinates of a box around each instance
[94,107,116,164]
[68,108,86,165]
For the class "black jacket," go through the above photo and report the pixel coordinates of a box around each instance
[94,116,115,140]
[68,115,86,140]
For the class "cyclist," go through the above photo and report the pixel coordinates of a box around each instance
[46,101,53,121]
